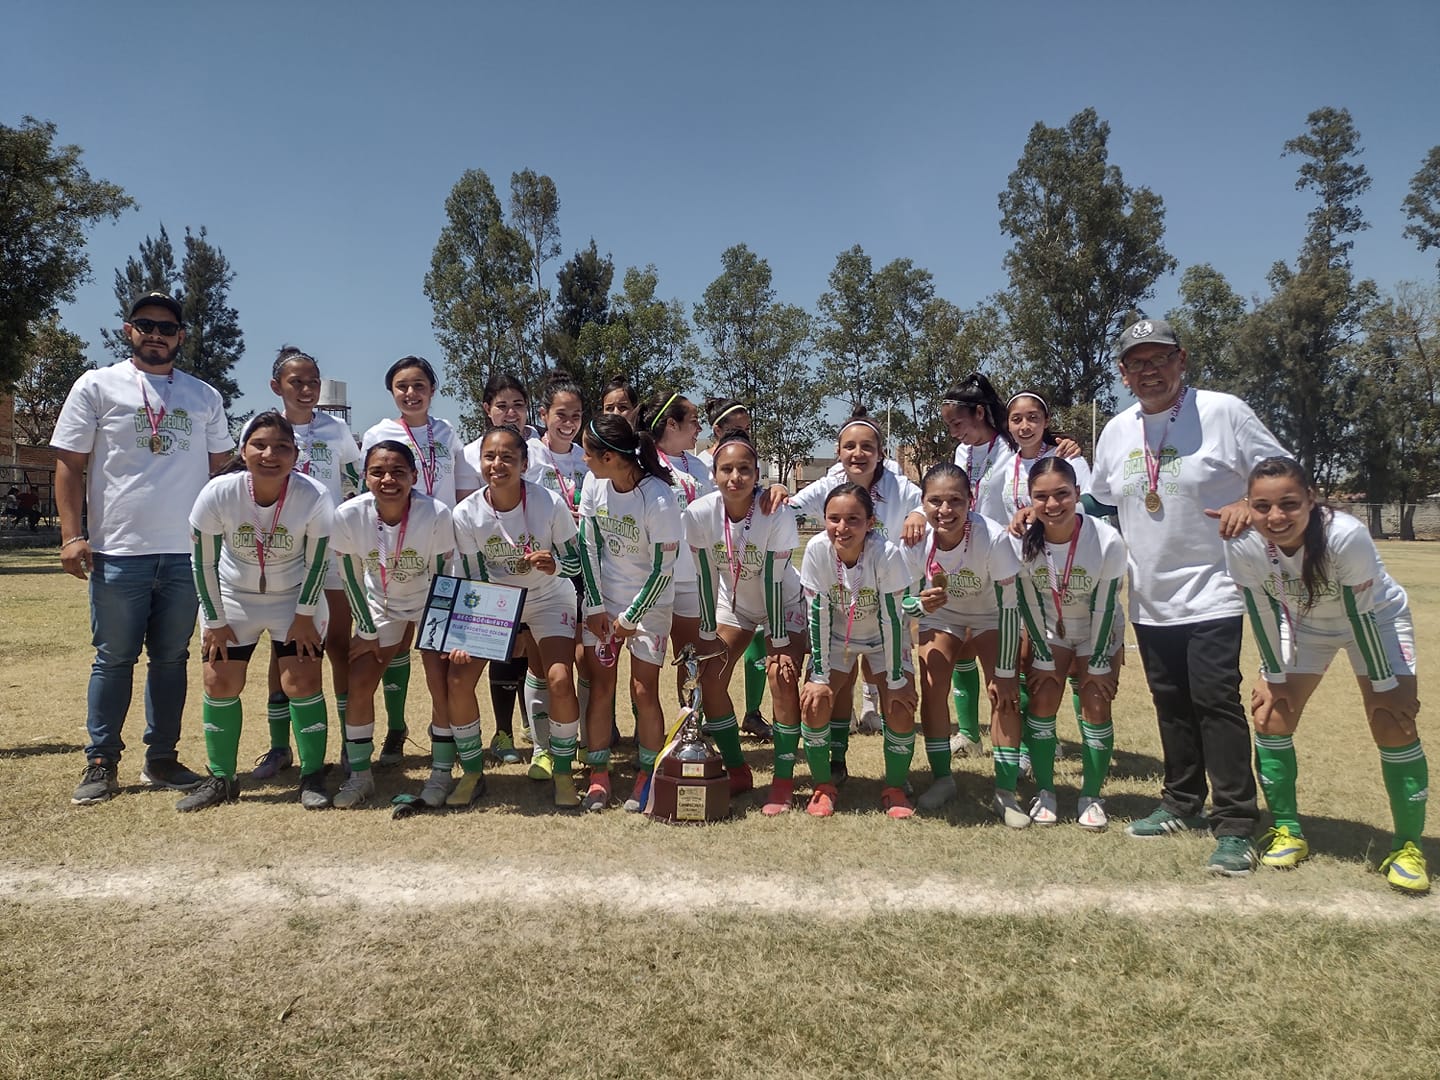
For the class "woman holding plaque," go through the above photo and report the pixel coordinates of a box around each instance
[360,356,480,770]
[576,413,683,813]
[798,483,917,818]
[182,412,335,812]
[900,463,1023,817]
[1226,457,1427,894]
[1013,458,1127,830]
[451,426,585,809]
[685,431,809,814]
[329,440,455,809]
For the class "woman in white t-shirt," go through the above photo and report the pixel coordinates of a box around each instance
[360,356,480,771]
[640,391,715,706]
[787,413,925,774]
[252,346,365,782]
[901,462,1022,816]
[328,440,454,810]
[451,426,585,810]
[1014,458,1127,831]
[1226,457,1427,894]
[576,414,683,814]
[183,412,335,813]
[685,431,808,814]
[459,372,543,767]
[799,483,918,819]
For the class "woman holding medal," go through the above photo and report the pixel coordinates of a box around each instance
[901,463,1023,816]
[1013,458,1127,829]
[576,414,683,813]
[329,441,455,809]
[799,483,917,818]
[360,357,480,771]
[451,426,585,809]
[252,346,365,782]
[1089,318,1287,875]
[1225,458,1428,893]
[685,431,809,813]
[183,412,335,812]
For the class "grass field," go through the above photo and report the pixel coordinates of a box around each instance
[2,541,1438,1079]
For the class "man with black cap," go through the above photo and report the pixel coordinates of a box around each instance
[52,292,234,804]
[1088,317,1286,875]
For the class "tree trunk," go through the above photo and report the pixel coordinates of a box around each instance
[1400,503,1416,542]
[1367,503,1384,539]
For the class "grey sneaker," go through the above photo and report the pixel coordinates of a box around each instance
[72,760,118,805]
[175,773,239,812]
[298,771,330,810]
[993,790,1031,829]
[418,770,456,808]
[916,774,957,811]
[1206,835,1257,877]
[140,758,205,790]
[332,770,376,809]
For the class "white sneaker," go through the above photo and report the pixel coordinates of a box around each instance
[1018,750,1033,780]
[854,708,883,734]
[949,732,983,757]
[916,774,957,811]
[1077,795,1109,831]
[993,790,1031,829]
[332,770,375,810]
[1029,789,1059,826]
[419,770,456,808]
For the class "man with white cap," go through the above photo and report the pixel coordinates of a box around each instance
[52,291,234,805]
[1088,317,1286,875]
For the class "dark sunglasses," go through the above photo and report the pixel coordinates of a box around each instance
[131,318,182,336]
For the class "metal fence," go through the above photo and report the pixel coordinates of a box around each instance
[1332,503,1440,541]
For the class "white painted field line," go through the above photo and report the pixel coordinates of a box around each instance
[1,862,1434,922]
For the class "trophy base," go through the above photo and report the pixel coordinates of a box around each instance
[647,772,731,824]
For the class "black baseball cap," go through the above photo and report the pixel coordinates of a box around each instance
[128,291,183,322]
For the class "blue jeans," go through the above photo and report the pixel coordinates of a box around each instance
[85,553,198,764]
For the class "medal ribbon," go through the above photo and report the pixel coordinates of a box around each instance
[1140,387,1188,502]
[246,473,290,593]
[486,483,532,555]
[926,518,971,581]
[132,364,173,448]
[1265,540,1298,666]
[540,439,576,508]
[967,435,999,487]
[835,544,863,657]
[722,493,758,595]
[401,417,439,495]
[1044,516,1083,637]
[375,496,412,608]
[658,451,696,503]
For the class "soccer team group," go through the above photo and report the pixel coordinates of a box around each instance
[50,293,1428,893]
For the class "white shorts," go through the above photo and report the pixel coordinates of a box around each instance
[1032,611,1126,659]
[823,635,914,682]
[672,580,701,620]
[918,610,1000,637]
[522,587,580,644]
[718,597,808,643]
[583,607,673,667]
[212,589,329,648]
[1281,609,1416,681]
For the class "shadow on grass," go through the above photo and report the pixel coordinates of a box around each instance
[0,561,67,575]
[0,741,85,758]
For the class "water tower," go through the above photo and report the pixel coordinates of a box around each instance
[317,379,351,429]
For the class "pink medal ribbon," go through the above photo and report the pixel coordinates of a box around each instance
[835,544,863,661]
[485,484,533,559]
[658,451,696,503]
[723,494,757,596]
[967,435,999,487]
[926,517,970,592]
[401,417,439,496]
[1044,516,1083,640]
[375,497,412,614]
[246,473,291,595]
[132,364,173,453]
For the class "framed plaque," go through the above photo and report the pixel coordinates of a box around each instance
[417,575,527,662]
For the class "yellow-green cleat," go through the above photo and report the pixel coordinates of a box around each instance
[528,749,554,781]
[1259,826,1310,870]
[1380,842,1430,895]
[445,771,487,809]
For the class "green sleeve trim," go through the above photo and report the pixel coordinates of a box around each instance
[1087,577,1120,673]
[1016,577,1053,665]
[578,517,604,609]
[1343,585,1393,685]
[297,535,329,611]
[556,537,583,578]
[1242,586,1284,678]
[695,546,718,636]
[341,553,377,636]
[995,579,1020,676]
[623,542,674,623]
[191,530,223,623]
[808,592,831,682]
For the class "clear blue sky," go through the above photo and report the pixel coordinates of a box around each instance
[7,0,1439,433]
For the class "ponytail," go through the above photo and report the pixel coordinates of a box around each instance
[944,372,1015,450]
[583,414,674,487]
[1247,456,1331,611]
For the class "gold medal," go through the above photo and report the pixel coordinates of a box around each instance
[1144,489,1162,513]
[258,571,267,595]
[149,434,163,453]
[930,571,948,592]
[1056,617,1067,639]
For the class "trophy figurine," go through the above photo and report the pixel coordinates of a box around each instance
[647,644,731,823]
